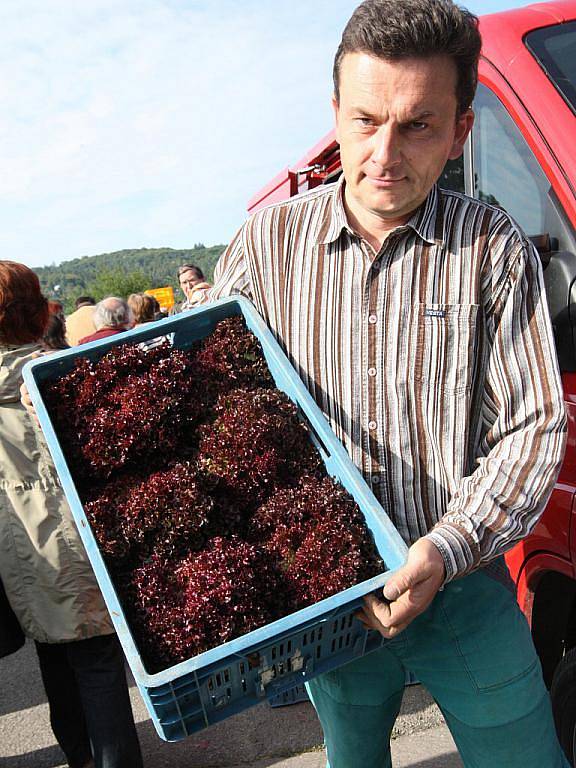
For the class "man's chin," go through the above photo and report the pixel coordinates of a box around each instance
[367,200,411,220]
[362,187,409,211]
[365,190,428,221]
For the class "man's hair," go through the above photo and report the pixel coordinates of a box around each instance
[93,297,132,330]
[178,264,205,281]
[333,0,481,116]
[75,295,96,309]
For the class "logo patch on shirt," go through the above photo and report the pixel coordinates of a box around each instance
[424,308,446,318]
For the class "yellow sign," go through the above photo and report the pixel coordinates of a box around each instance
[145,286,175,312]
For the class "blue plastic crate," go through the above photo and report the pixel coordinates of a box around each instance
[269,683,309,708]
[23,296,408,742]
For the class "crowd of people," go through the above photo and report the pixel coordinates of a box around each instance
[0,261,209,768]
[47,262,211,350]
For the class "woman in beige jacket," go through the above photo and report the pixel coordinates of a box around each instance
[0,261,142,768]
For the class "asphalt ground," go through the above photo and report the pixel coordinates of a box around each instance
[0,640,462,767]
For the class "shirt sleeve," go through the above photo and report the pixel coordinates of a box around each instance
[200,226,254,304]
[425,235,567,582]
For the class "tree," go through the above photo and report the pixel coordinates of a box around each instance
[86,269,151,301]
[35,244,226,312]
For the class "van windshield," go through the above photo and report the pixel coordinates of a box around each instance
[526,21,576,115]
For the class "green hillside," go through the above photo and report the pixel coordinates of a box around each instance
[35,244,226,312]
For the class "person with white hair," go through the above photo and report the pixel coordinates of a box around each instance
[78,297,133,345]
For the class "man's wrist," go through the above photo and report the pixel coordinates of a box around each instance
[425,524,478,583]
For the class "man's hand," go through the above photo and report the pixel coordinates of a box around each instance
[357,538,446,638]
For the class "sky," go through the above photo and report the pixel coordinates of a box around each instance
[1,0,533,269]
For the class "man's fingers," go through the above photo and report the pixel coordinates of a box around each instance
[364,593,391,617]
[364,581,433,634]
[365,590,416,630]
[363,593,392,628]
[19,382,40,425]
[384,590,421,627]
[19,382,31,406]
[354,608,375,630]
[385,621,410,638]
[383,567,415,602]
[361,594,411,638]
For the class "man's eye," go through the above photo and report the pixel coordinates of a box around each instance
[354,117,373,127]
[409,121,428,131]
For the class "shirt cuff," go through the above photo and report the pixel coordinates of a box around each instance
[425,523,480,583]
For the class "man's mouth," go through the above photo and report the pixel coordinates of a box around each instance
[365,176,406,187]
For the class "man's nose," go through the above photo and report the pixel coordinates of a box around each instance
[370,125,401,169]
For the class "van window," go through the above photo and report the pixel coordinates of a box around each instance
[526,21,576,115]
[472,84,550,235]
[438,156,465,194]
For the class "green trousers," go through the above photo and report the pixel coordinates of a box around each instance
[306,571,569,768]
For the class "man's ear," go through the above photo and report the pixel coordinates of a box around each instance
[332,93,341,144]
[448,108,474,160]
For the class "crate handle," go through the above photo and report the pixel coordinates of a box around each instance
[261,655,313,700]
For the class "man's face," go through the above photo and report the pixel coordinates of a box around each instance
[179,270,200,300]
[333,53,473,236]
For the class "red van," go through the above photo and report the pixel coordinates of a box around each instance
[247,2,576,761]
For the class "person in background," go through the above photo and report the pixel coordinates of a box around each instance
[44,300,70,351]
[177,264,211,311]
[43,312,70,351]
[0,575,25,660]
[127,292,171,350]
[78,297,133,345]
[48,300,66,321]
[150,295,167,320]
[0,261,143,768]
[201,0,568,764]
[75,295,96,307]
[127,292,157,326]
[66,296,97,346]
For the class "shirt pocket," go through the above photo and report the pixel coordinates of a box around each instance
[414,303,480,395]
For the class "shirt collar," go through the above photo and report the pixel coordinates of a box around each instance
[317,178,445,247]
[405,184,444,246]
[316,175,355,246]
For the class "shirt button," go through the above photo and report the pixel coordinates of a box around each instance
[368,420,377,430]
[368,367,377,377]
[372,261,381,271]
[368,314,378,324]
[372,475,380,484]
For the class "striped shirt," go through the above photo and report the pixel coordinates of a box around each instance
[204,177,567,582]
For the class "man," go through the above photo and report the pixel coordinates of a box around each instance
[66,295,96,346]
[177,264,211,311]
[78,297,133,345]
[202,1,568,765]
